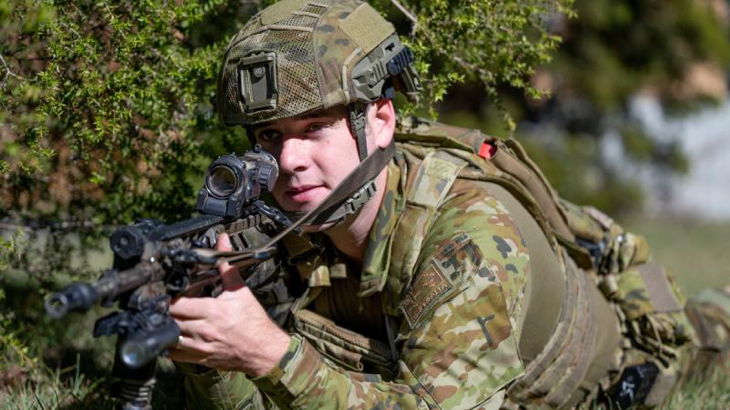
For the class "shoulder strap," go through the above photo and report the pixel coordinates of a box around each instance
[490,139,575,243]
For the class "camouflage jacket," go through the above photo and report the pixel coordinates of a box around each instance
[181,125,534,409]
[178,117,730,410]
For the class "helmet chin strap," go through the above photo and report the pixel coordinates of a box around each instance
[349,102,369,162]
[198,128,395,265]
[285,102,381,227]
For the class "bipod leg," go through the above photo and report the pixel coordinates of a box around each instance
[111,338,157,410]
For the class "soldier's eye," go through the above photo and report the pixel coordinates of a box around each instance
[305,123,326,134]
[257,129,281,142]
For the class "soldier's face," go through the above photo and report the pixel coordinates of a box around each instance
[252,100,395,217]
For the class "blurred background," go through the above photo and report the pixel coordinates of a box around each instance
[433,0,730,298]
[1,0,729,407]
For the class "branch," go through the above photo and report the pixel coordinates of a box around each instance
[390,0,418,36]
[0,53,23,87]
[452,55,494,83]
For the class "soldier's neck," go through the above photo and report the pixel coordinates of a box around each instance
[324,168,388,264]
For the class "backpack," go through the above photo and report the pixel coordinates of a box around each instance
[385,116,696,407]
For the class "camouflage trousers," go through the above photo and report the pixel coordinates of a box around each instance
[178,288,730,410]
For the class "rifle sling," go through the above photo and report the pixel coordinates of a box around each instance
[219,140,396,265]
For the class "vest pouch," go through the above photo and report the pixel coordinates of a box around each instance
[606,352,683,409]
[291,309,398,380]
[614,263,695,350]
[601,231,651,276]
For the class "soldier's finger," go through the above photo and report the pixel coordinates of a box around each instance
[169,296,212,319]
[167,339,205,363]
[216,233,234,273]
[216,232,233,251]
[216,233,246,291]
[173,319,204,342]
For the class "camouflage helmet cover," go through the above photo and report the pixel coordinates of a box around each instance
[218,0,421,126]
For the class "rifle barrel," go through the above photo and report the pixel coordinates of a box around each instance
[44,262,160,318]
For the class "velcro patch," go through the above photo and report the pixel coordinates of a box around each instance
[433,233,486,283]
[401,233,485,329]
[340,4,394,54]
[638,264,682,313]
[260,0,310,26]
[401,262,452,329]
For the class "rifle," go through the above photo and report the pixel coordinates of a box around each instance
[44,145,294,410]
[44,138,397,409]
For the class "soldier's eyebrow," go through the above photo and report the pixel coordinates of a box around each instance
[298,107,346,121]
[255,108,345,131]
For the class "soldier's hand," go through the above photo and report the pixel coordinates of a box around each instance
[168,233,291,376]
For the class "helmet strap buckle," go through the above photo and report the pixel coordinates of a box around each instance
[348,102,368,161]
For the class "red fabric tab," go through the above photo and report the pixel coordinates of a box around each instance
[478,142,496,159]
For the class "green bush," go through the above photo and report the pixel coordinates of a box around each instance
[0,0,575,405]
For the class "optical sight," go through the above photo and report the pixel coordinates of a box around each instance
[196,145,278,218]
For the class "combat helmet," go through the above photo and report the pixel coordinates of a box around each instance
[217,0,421,225]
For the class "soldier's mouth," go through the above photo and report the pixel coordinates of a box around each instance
[285,185,325,204]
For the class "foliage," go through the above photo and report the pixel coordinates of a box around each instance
[0,0,249,405]
[371,0,575,127]
[0,0,258,289]
[550,0,730,114]
[538,0,729,214]
[0,0,579,405]
[0,0,575,274]
[438,0,730,215]
[1,0,240,227]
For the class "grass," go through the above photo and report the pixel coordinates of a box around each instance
[1,216,729,408]
[621,217,730,298]
[0,356,112,410]
[665,365,730,410]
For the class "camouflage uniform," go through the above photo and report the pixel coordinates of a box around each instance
[184,0,730,408]
[181,117,730,410]
[182,123,532,409]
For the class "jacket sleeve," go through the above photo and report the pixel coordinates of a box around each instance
[251,184,530,409]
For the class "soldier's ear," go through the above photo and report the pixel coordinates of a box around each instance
[369,99,395,149]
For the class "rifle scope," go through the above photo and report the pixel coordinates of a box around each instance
[196,145,278,218]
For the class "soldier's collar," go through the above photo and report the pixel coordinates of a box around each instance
[358,155,406,297]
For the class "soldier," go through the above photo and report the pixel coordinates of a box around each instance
[168,0,730,408]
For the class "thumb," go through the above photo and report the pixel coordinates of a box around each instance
[216,233,246,291]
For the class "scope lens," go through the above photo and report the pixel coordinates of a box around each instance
[207,165,237,198]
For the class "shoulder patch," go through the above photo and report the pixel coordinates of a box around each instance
[401,261,452,329]
[400,233,487,329]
